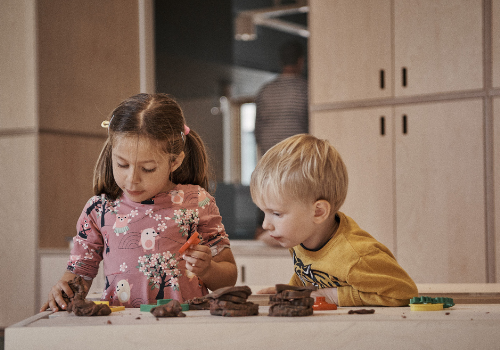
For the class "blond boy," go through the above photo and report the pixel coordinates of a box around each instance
[250,134,417,306]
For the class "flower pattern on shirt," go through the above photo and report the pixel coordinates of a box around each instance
[67,184,230,306]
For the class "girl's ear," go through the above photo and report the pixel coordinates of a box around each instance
[313,200,331,224]
[171,151,185,173]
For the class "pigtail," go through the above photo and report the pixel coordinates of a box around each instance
[93,139,121,200]
[171,129,213,193]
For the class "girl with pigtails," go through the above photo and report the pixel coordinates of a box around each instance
[42,93,237,311]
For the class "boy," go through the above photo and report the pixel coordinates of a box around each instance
[250,134,418,306]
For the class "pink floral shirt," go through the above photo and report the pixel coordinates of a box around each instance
[67,184,230,307]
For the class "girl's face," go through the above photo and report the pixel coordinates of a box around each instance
[112,136,184,203]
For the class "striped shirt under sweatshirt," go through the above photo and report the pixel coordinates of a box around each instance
[255,74,308,155]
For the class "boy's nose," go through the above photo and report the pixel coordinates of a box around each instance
[262,217,273,231]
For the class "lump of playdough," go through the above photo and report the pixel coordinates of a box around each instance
[63,276,112,316]
[150,300,186,317]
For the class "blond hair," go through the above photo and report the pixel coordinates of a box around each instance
[250,134,348,212]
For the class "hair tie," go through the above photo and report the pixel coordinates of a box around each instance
[181,124,190,143]
[101,115,114,131]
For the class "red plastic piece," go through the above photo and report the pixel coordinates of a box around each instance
[178,233,201,254]
[313,296,337,310]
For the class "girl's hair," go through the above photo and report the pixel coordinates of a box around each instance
[250,134,348,213]
[93,93,211,199]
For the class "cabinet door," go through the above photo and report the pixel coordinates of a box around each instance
[494,98,500,282]
[394,0,483,96]
[309,0,392,104]
[493,0,500,88]
[235,257,293,287]
[311,108,395,252]
[395,100,486,283]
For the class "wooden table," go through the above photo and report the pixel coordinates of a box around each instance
[6,302,500,350]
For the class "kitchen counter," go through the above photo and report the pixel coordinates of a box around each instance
[6,302,500,350]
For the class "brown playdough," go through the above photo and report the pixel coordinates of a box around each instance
[186,296,210,310]
[63,276,112,316]
[207,286,258,317]
[150,300,186,317]
[348,309,375,314]
[268,284,317,317]
[275,284,317,293]
[269,303,314,317]
[205,285,252,299]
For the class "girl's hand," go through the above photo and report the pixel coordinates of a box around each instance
[183,244,212,277]
[40,271,85,312]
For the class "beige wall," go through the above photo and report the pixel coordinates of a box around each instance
[37,0,144,249]
[0,0,154,328]
[0,0,38,329]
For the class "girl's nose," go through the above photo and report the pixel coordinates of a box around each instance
[127,168,140,184]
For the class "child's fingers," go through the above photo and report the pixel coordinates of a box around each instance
[183,245,211,262]
[256,286,276,294]
[187,244,211,255]
[46,281,73,311]
[57,281,74,299]
[184,251,211,276]
[40,301,49,312]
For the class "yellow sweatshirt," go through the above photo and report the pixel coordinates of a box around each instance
[289,212,418,307]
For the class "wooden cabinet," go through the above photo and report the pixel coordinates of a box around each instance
[394,0,483,96]
[312,99,486,283]
[231,241,292,287]
[494,0,500,88]
[495,98,500,282]
[394,100,485,282]
[309,0,483,104]
[234,257,292,287]
[309,0,392,104]
[312,108,395,252]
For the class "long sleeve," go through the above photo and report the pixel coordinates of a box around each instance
[68,196,105,280]
[289,212,418,307]
[337,251,418,307]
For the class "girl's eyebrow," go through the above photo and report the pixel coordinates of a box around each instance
[113,154,157,165]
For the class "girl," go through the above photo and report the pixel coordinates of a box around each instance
[41,93,237,311]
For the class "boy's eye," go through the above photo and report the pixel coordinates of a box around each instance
[273,212,282,217]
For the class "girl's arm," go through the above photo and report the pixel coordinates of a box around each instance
[40,271,93,312]
[183,246,237,291]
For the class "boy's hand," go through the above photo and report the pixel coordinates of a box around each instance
[256,286,277,294]
[311,287,338,305]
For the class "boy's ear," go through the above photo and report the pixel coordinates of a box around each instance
[313,200,331,224]
[171,151,185,173]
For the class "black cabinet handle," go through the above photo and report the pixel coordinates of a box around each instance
[241,265,246,283]
[402,115,408,134]
[402,67,407,87]
[380,69,385,89]
[380,116,385,135]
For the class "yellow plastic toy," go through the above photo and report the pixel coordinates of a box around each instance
[409,296,454,311]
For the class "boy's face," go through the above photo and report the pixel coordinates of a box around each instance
[257,194,321,249]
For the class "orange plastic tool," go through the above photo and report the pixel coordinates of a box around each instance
[313,296,337,310]
[178,232,201,254]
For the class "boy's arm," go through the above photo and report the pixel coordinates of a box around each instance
[338,253,418,307]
